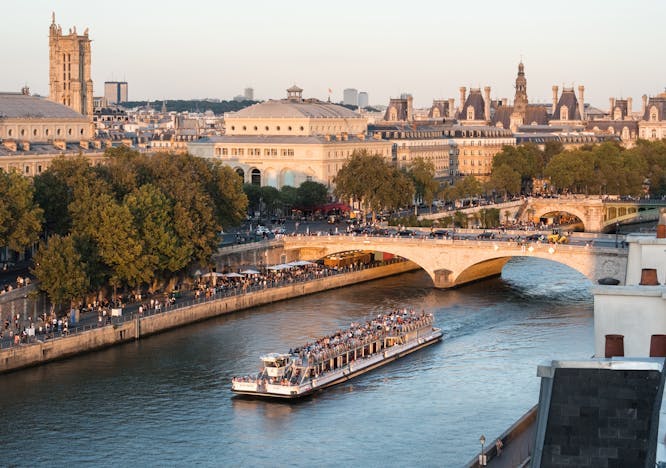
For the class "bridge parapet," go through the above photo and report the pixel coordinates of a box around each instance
[281,235,628,289]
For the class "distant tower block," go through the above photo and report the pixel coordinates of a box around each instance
[244,87,254,101]
[48,13,93,115]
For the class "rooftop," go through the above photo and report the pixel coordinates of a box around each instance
[226,99,363,119]
[0,93,88,120]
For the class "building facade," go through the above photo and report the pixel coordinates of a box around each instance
[48,13,93,116]
[188,86,391,188]
[639,92,666,141]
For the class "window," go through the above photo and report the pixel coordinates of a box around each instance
[276,126,281,131]
[288,126,292,131]
[254,126,258,131]
[68,128,73,136]
[215,148,221,156]
[20,129,25,136]
[45,128,49,136]
[300,126,304,131]
[25,166,30,174]
[33,129,38,137]
[230,126,235,131]
[254,148,260,155]
[222,148,228,155]
[264,148,271,156]
[231,148,238,156]
[270,148,277,156]
[38,165,42,173]
[8,129,12,137]
[242,126,247,131]
[265,126,269,131]
[80,128,84,136]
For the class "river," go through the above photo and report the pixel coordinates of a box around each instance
[0,257,593,467]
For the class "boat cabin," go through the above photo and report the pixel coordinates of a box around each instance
[260,353,292,378]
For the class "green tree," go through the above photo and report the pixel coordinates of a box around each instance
[334,150,414,222]
[260,186,281,216]
[243,183,263,214]
[489,164,521,198]
[408,158,439,209]
[32,234,88,310]
[0,170,44,253]
[207,163,247,227]
[297,181,328,210]
[279,185,299,214]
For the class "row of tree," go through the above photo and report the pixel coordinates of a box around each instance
[487,140,666,197]
[242,181,329,217]
[23,148,247,308]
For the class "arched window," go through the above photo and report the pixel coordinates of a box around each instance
[235,168,245,180]
[251,168,261,186]
[560,105,568,121]
[650,106,659,122]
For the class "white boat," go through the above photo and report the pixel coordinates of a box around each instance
[231,310,443,399]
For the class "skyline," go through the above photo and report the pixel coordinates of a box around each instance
[3,0,666,108]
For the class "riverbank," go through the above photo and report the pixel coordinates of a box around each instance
[0,260,418,375]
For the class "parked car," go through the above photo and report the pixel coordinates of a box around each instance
[477,231,495,240]
[429,229,450,239]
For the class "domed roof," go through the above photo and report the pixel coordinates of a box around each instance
[227,99,363,119]
[0,92,87,120]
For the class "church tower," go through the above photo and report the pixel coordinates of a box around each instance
[510,61,528,131]
[48,13,93,116]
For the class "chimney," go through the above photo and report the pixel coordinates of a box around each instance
[53,139,66,150]
[609,97,616,118]
[642,94,648,116]
[2,140,17,152]
[20,141,30,151]
[459,87,467,113]
[356,133,365,140]
[626,97,632,119]
[92,139,102,149]
[484,86,491,121]
[448,98,455,118]
[578,85,585,120]
[80,140,89,150]
[325,134,331,141]
[552,86,559,115]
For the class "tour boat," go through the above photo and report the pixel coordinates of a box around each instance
[231,310,443,399]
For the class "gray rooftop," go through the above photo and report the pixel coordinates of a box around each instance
[192,134,383,145]
[0,93,88,120]
[227,99,363,119]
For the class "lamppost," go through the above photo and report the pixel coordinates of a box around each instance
[615,222,619,248]
[479,434,487,467]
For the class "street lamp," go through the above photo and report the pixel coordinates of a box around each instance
[615,222,620,248]
[479,434,487,467]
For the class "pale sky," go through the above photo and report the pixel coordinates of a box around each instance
[3,0,665,108]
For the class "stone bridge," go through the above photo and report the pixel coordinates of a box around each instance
[422,197,666,233]
[280,235,628,289]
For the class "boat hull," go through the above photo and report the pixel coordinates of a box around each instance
[232,328,443,400]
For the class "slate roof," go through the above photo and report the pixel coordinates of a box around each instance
[0,93,87,120]
[227,99,362,119]
[643,94,666,121]
[193,134,383,145]
[552,88,582,121]
[460,89,486,121]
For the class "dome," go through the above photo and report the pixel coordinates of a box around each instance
[0,92,87,120]
[227,99,363,119]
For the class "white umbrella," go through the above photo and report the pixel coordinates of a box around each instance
[201,272,225,278]
[224,272,244,278]
[240,269,260,275]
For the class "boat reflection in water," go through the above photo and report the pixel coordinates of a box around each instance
[231,309,443,399]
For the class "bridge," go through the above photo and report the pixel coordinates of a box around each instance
[279,235,628,289]
[421,197,666,233]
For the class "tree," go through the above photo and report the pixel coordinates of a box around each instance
[297,181,328,210]
[279,185,299,215]
[489,164,521,198]
[243,183,263,214]
[0,170,44,253]
[32,234,88,310]
[260,186,281,216]
[334,150,414,222]
[207,162,247,227]
[408,158,439,209]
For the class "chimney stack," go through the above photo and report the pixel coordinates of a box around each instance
[627,97,633,119]
[552,86,559,116]
[459,87,466,113]
[609,97,616,119]
[578,85,585,120]
[484,86,491,121]
[407,95,413,122]
[448,98,455,119]
[642,94,648,116]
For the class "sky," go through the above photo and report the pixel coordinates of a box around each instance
[3,0,666,108]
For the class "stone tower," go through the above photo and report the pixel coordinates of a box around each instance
[510,61,528,131]
[48,13,93,116]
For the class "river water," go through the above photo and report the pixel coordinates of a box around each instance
[0,258,593,467]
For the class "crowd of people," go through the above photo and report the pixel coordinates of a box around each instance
[233,309,434,387]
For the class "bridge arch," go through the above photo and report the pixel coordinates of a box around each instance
[532,207,587,231]
[280,236,627,289]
